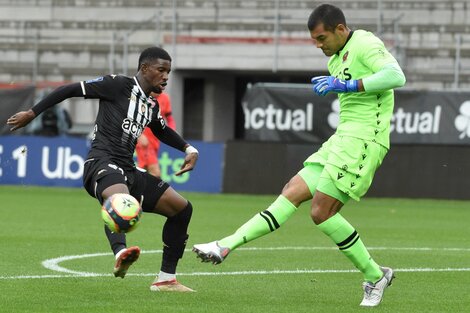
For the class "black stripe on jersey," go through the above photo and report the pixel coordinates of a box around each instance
[129,86,144,123]
[131,77,152,127]
[132,87,153,126]
[121,81,153,145]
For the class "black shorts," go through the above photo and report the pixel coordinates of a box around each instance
[83,157,169,212]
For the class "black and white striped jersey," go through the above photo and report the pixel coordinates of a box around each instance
[80,74,165,170]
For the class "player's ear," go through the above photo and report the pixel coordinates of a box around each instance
[335,23,347,33]
[140,63,148,73]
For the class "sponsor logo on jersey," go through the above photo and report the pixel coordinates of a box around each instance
[122,117,145,139]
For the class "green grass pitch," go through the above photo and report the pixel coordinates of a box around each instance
[1,185,469,313]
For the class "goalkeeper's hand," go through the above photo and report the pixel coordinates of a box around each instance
[311,76,358,96]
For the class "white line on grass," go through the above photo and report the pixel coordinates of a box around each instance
[2,267,470,280]
[0,246,468,280]
[41,246,470,276]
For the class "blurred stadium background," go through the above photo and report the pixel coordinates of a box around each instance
[1,0,469,197]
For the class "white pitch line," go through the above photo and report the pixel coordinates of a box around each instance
[2,267,470,280]
[41,246,470,276]
[41,252,112,276]
[1,246,468,280]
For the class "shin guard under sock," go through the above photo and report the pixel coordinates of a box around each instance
[219,195,297,251]
[317,213,383,282]
[161,201,193,274]
[104,225,127,256]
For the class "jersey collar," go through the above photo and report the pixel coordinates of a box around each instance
[335,30,354,56]
[133,76,147,97]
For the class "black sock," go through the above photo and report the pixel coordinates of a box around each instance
[161,201,193,274]
[104,225,127,255]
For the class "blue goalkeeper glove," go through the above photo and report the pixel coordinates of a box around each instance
[311,76,358,96]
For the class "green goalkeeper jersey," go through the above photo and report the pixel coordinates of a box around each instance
[328,30,399,149]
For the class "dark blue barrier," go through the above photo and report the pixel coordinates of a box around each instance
[158,140,224,193]
[0,135,224,193]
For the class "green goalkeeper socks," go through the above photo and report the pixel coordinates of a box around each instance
[318,213,383,283]
[219,195,297,250]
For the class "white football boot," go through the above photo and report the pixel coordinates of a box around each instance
[192,241,230,264]
[360,266,395,307]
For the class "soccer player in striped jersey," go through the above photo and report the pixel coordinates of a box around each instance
[193,4,406,306]
[7,46,198,292]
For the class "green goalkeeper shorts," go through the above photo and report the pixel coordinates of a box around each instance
[300,134,388,202]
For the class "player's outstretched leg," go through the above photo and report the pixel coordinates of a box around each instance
[360,266,395,307]
[192,195,297,264]
[113,246,141,278]
[192,241,230,264]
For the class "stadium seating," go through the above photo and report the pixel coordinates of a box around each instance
[1,0,468,88]
[0,0,468,131]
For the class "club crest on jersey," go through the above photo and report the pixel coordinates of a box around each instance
[140,103,146,113]
[342,51,349,63]
[148,96,157,108]
[130,92,137,103]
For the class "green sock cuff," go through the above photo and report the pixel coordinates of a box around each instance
[317,213,351,237]
[317,213,357,245]
[275,195,297,213]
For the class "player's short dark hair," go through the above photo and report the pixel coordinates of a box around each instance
[307,4,347,32]
[137,46,172,70]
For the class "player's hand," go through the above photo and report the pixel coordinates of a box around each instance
[174,152,198,176]
[311,76,358,96]
[6,109,36,131]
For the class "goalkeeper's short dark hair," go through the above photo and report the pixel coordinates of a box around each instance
[137,46,172,71]
[307,4,347,32]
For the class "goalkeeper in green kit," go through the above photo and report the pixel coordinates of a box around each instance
[193,3,405,307]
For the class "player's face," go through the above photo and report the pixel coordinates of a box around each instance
[142,58,171,94]
[310,23,344,56]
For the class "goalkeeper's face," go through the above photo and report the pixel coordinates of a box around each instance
[310,23,348,57]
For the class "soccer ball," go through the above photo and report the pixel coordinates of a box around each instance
[101,193,142,233]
